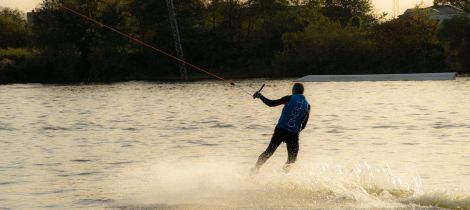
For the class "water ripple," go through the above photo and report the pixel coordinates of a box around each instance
[71,159,94,163]
[1,80,470,210]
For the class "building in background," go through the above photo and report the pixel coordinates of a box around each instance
[402,5,467,22]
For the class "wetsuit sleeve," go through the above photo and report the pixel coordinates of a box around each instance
[259,95,291,107]
[300,104,310,131]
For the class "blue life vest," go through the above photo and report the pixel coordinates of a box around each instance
[277,94,309,134]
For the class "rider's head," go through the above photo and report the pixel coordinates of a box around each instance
[292,83,304,94]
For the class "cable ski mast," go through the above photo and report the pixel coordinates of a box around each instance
[165,0,188,80]
[392,0,400,18]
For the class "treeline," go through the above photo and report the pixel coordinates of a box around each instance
[0,0,469,83]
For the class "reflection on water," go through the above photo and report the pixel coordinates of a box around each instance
[0,79,469,209]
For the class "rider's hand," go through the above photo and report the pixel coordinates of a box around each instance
[253,92,261,99]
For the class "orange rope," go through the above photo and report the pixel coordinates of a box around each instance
[59,3,255,95]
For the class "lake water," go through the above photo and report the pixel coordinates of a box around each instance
[0,79,469,209]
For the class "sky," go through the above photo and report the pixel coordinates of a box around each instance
[1,0,434,17]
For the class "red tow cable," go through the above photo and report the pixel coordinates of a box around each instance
[58,3,253,95]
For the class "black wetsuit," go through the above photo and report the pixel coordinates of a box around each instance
[254,95,310,171]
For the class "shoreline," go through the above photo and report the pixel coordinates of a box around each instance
[1,73,468,86]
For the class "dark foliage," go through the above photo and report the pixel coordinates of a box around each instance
[0,0,467,83]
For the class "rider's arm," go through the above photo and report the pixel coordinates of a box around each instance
[259,95,291,107]
[300,104,311,131]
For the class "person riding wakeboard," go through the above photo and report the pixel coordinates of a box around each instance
[251,83,310,174]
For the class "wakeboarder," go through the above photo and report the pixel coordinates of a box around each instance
[251,83,311,174]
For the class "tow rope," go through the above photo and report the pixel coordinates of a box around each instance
[58,3,259,97]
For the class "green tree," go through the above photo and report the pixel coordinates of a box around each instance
[7,0,455,83]
[126,0,209,78]
[372,10,446,73]
[0,7,31,48]
[242,0,324,65]
[438,15,470,72]
[32,0,100,82]
[276,17,377,75]
[321,0,374,26]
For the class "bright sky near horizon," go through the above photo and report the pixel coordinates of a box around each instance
[1,0,433,17]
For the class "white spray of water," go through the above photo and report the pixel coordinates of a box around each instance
[108,159,470,209]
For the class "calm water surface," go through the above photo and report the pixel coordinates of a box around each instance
[0,79,469,209]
